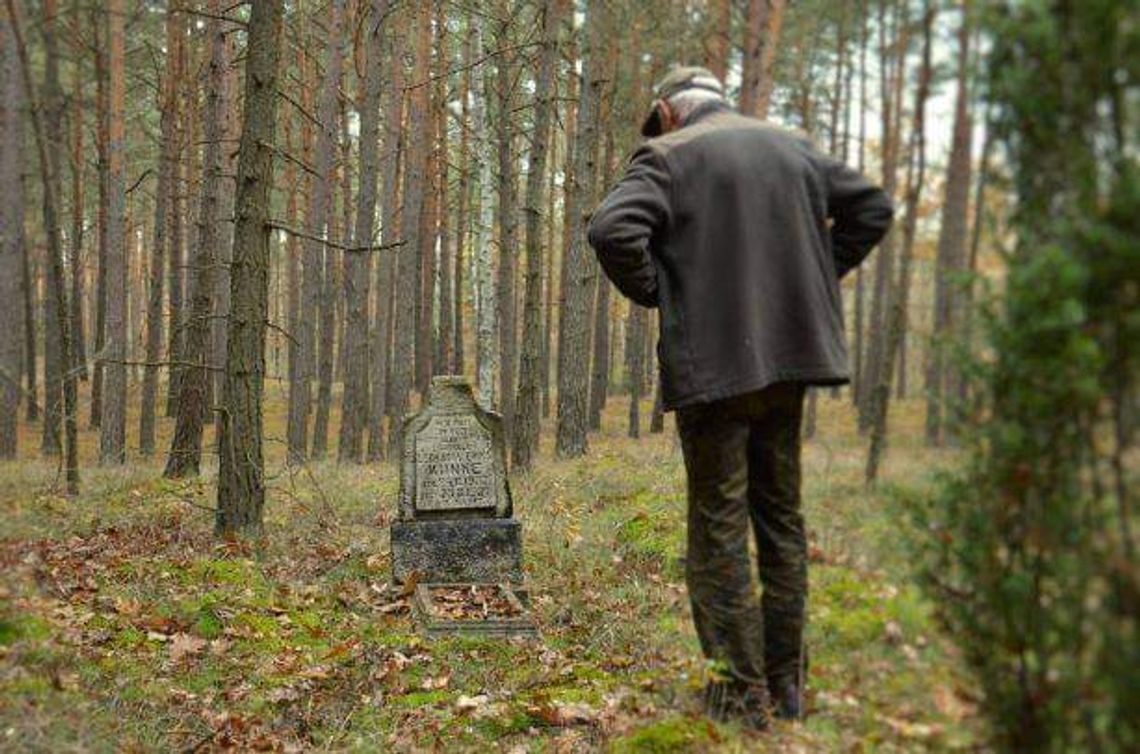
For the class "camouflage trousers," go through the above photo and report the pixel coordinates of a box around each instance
[677,382,807,688]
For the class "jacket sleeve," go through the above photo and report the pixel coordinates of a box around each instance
[586,146,672,308]
[822,155,894,279]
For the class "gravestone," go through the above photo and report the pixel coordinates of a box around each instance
[389,376,523,586]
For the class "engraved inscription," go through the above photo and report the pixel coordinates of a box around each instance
[415,415,496,511]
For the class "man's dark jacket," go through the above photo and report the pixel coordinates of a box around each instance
[587,102,893,410]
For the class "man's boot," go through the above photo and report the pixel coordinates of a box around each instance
[703,678,771,730]
[770,675,803,721]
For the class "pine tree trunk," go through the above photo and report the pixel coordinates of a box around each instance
[166,22,189,418]
[859,0,905,430]
[740,0,786,118]
[165,2,229,477]
[68,4,88,382]
[925,1,972,446]
[99,0,127,464]
[216,0,283,536]
[7,0,78,490]
[39,0,66,456]
[556,0,604,459]
[0,13,25,457]
[453,20,471,377]
[867,0,933,484]
[432,0,452,378]
[90,13,107,429]
[627,303,646,438]
[389,1,431,455]
[367,7,405,461]
[513,0,563,470]
[494,3,519,431]
[21,226,37,422]
[473,15,497,410]
[341,0,388,463]
[703,0,732,82]
[289,0,343,463]
[141,6,183,456]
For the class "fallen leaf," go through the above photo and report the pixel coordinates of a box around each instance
[169,633,207,663]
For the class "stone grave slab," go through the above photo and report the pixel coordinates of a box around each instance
[389,376,524,587]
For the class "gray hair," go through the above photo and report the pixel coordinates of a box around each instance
[666,88,725,121]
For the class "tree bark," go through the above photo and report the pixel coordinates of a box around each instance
[288,0,343,463]
[0,12,25,457]
[39,0,66,457]
[68,0,88,382]
[703,0,732,82]
[454,17,475,378]
[739,0,786,118]
[165,0,230,477]
[389,1,431,455]
[494,1,519,432]
[556,0,604,459]
[859,0,906,430]
[866,0,934,484]
[473,13,497,410]
[7,0,79,491]
[924,0,972,446]
[367,7,405,461]
[216,0,284,537]
[513,0,563,470]
[98,0,127,464]
[341,0,389,463]
[141,5,183,456]
[627,303,646,438]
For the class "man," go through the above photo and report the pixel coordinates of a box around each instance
[587,67,893,728]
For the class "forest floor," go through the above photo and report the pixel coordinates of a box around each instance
[0,385,987,752]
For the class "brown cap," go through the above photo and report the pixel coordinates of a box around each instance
[641,66,725,137]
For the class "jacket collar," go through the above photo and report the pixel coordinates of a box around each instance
[679,99,732,129]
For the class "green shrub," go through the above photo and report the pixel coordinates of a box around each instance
[913,4,1139,751]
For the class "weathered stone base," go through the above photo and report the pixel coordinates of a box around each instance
[390,519,523,585]
[412,583,538,639]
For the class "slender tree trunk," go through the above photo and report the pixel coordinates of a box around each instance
[166,19,189,418]
[7,0,78,491]
[513,0,563,469]
[867,0,933,483]
[21,224,37,422]
[141,6,183,455]
[68,2,88,382]
[389,1,431,455]
[852,0,869,402]
[289,0,343,463]
[341,0,388,463]
[413,4,439,397]
[99,0,127,464]
[216,0,284,536]
[90,12,107,429]
[435,1,454,378]
[212,22,240,439]
[367,7,405,461]
[627,303,646,438]
[740,0,786,118]
[39,0,66,456]
[165,1,229,477]
[494,1,519,431]
[556,0,604,458]
[1,13,25,457]
[453,19,472,376]
[588,277,610,430]
[473,15,497,410]
[859,0,905,430]
[703,0,731,82]
[925,0,972,445]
